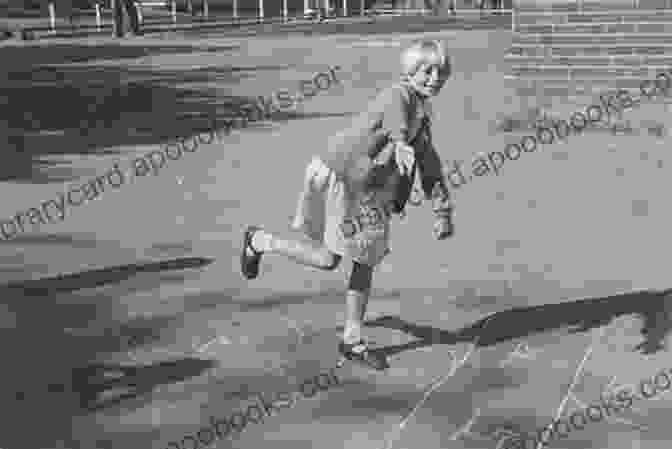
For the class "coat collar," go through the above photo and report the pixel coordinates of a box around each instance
[398,81,434,123]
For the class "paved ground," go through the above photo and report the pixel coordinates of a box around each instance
[1,20,672,449]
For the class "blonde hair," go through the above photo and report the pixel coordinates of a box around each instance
[400,39,450,78]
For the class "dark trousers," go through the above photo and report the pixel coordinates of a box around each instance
[112,0,140,37]
[478,0,501,10]
[425,0,456,14]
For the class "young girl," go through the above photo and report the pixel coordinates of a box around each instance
[241,39,455,371]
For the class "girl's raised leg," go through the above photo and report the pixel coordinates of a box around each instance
[241,226,341,280]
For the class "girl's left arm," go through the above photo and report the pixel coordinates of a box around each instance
[414,122,453,215]
[415,128,454,239]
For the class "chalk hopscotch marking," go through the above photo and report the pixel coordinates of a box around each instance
[533,323,659,447]
[449,407,494,443]
[281,315,307,344]
[499,341,544,368]
[196,335,233,354]
[380,314,496,449]
[534,326,607,449]
[595,376,649,430]
[127,333,234,365]
[277,314,317,374]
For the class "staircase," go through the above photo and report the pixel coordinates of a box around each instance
[506,7,672,99]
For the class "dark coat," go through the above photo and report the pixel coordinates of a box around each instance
[318,83,450,215]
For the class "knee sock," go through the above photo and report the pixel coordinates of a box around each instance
[343,289,369,345]
[251,230,274,253]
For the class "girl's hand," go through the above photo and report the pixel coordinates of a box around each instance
[433,214,454,240]
[431,183,453,239]
[393,141,415,176]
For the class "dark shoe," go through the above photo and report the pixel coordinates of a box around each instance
[241,226,263,280]
[337,340,389,371]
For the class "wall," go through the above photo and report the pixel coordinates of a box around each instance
[513,0,664,8]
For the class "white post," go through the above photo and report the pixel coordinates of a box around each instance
[135,2,143,24]
[204,0,209,18]
[48,2,56,33]
[511,4,515,32]
[343,0,347,16]
[259,0,264,19]
[171,0,176,23]
[233,0,238,18]
[95,2,102,30]
[283,0,287,20]
[304,0,309,14]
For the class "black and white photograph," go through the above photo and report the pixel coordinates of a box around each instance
[0,0,671,448]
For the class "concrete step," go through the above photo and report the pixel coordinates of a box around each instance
[512,84,625,97]
[514,33,672,45]
[510,44,672,57]
[516,22,672,33]
[505,75,653,97]
[510,65,665,78]
[505,54,672,66]
[510,82,672,99]
[505,72,656,86]
[515,11,672,25]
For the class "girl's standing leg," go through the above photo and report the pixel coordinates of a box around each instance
[338,261,389,370]
[342,261,373,344]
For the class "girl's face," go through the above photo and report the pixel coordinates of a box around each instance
[408,57,451,98]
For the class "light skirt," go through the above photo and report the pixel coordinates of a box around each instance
[291,157,392,267]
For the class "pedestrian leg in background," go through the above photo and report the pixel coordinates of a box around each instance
[491,0,502,12]
[424,0,438,16]
[61,0,75,31]
[305,0,318,19]
[112,0,142,37]
[112,0,124,37]
[425,0,455,16]
[121,0,142,35]
[447,0,456,15]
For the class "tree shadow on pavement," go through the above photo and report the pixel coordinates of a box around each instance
[0,42,239,68]
[0,42,339,184]
[0,255,216,449]
[3,255,213,295]
[72,357,217,413]
[0,62,263,183]
[367,288,672,359]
